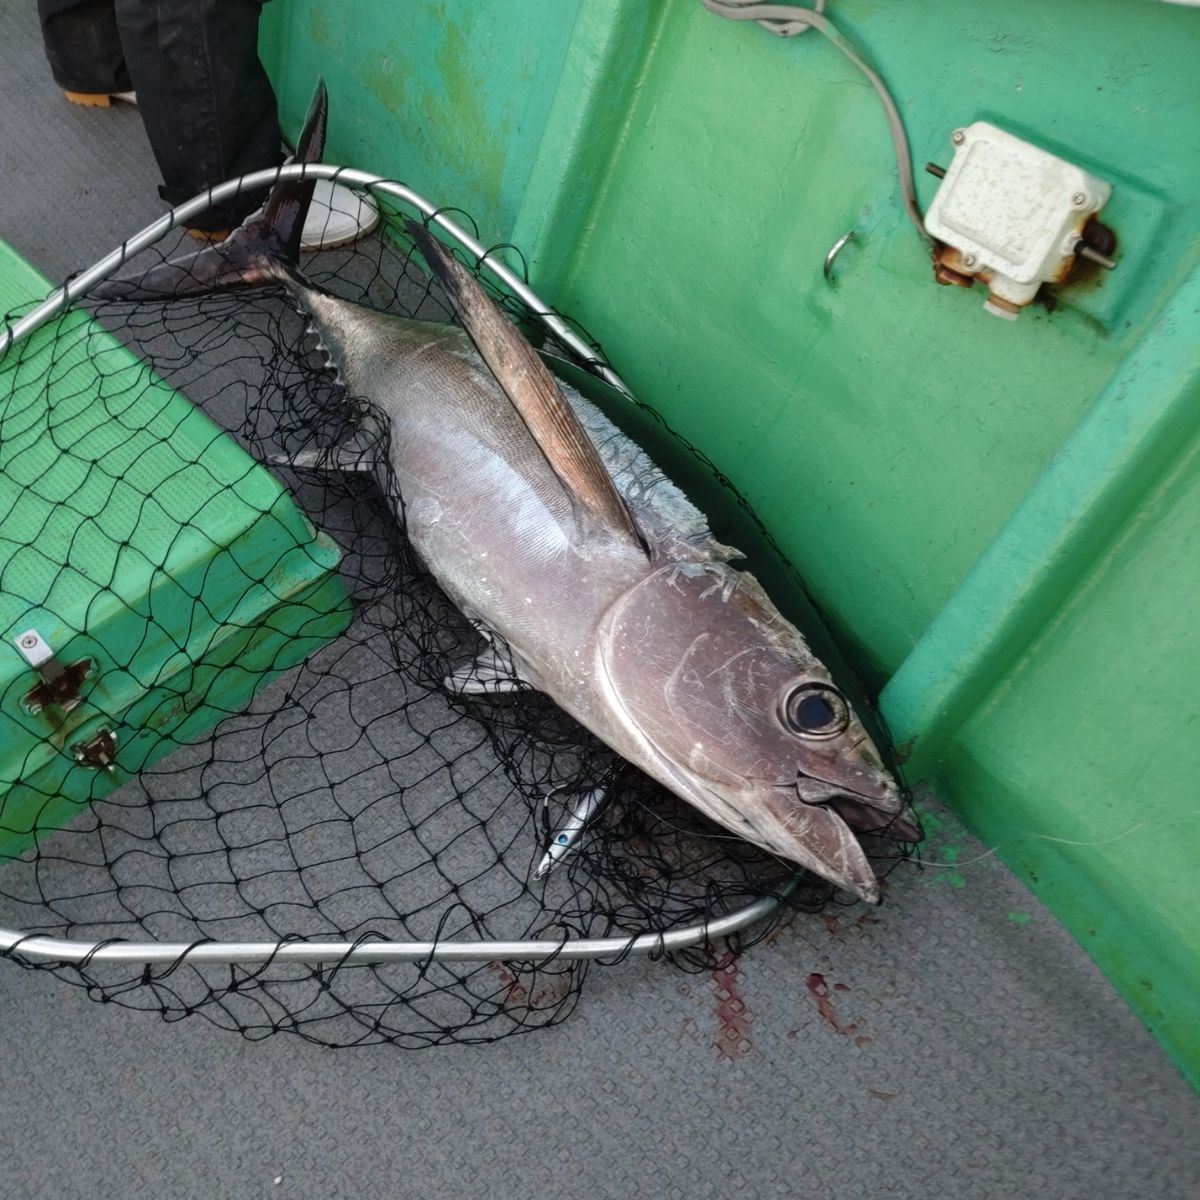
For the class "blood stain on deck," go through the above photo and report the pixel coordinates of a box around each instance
[485,962,573,1015]
[806,972,871,1044]
[711,950,752,1060]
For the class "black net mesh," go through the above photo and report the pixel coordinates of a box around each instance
[0,185,913,1047]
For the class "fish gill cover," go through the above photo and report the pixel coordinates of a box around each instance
[0,190,913,1046]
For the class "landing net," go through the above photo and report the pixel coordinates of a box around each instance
[0,180,912,1046]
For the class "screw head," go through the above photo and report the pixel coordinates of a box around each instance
[1072,191,1089,208]
[951,129,966,146]
[962,252,978,268]
[19,633,38,649]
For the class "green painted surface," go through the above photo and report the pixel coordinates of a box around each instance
[262,0,584,247]
[0,244,352,859]
[523,0,1200,687]
[882,264,1200,751]
[939,426,1200,1084]
[262,0,1200,1081]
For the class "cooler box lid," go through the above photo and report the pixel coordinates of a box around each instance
[0,242,352,859]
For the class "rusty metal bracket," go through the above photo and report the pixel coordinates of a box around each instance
[14,629,94,715]
[72,728,118,772]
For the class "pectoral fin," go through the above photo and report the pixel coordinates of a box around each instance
[267,431,377,473]
[406,220,645,553]
[444,645,534,696]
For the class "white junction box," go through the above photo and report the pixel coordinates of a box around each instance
[924,121,1113,319]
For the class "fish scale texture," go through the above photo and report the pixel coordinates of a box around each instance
[1,2,1197,1197]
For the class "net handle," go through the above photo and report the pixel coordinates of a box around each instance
[0,162,626,398]
[0,162,800,966]
[0,889,791,965]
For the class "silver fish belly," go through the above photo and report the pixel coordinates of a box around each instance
[291,279,908,902]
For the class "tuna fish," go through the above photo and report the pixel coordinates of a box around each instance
[94,83,917,901]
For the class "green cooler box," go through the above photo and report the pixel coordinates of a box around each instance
[0,242,352,860]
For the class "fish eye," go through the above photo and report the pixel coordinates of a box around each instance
[781,683,850,738]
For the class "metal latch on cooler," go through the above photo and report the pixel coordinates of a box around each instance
[14,628,94,715]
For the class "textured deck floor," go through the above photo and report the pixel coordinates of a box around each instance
[1,3,1197,1197]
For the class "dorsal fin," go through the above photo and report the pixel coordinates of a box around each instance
[406,220,644,551]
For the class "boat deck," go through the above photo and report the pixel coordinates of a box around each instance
[1,3,1196,1196]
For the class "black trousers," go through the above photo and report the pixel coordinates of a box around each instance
[37,0,283,230]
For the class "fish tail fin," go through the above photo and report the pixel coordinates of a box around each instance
[91,80,328,301]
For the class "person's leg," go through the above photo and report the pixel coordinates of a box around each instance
[113,0,282,232]
[37,0,133,100]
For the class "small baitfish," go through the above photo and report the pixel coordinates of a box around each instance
[95,83,917,902]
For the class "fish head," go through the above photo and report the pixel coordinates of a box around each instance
[599,562,914,901]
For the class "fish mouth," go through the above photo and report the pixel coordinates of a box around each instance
[737,775,918,901]
[790,737,901,809]
[752,787,881,904]
[819,793,921,844]
[794,772,920,844]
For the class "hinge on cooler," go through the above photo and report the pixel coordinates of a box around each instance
[72,728,118,772]
[13,628,94,715]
